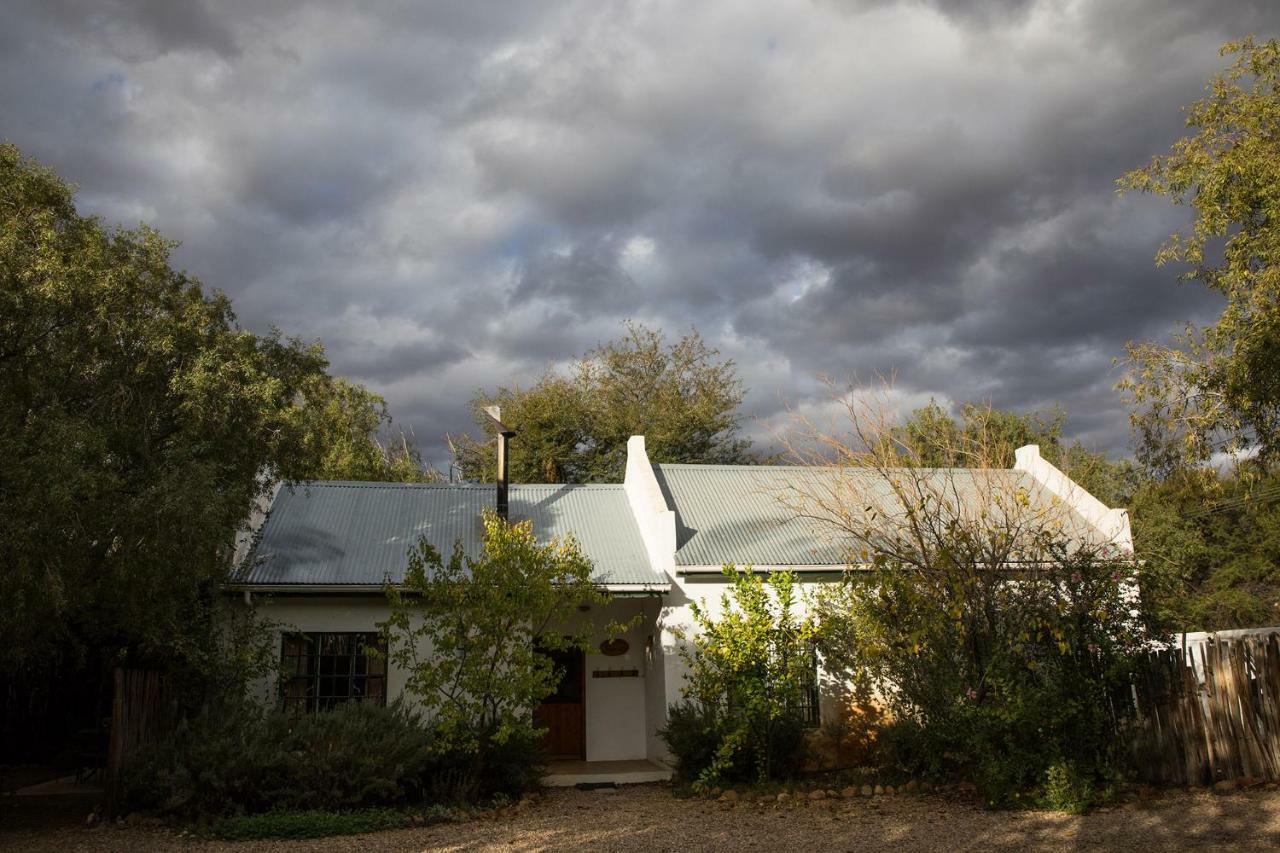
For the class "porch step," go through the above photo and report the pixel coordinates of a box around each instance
[542,759,673,787]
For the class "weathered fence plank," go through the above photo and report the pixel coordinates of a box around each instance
[1131,631,1280,786]
[104,668,171,815]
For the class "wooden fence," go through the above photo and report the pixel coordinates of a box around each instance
[105,668,172,814]
[1129,631,1280,786]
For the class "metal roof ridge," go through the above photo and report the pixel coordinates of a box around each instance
[282,480,628,490]
[653,463,1013,474]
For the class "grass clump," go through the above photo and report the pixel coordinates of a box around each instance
[206,808,409,841]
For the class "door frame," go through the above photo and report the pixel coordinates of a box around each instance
[535,644,586,760]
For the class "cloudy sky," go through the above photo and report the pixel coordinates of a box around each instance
[5,0,1276,465]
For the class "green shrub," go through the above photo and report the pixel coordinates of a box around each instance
[662,567,814,789]
[818,537,1149,810]
[120,700,435,818]
[207,808,409,841]
[1039,762,1096,815]
[659,701,721,782]
[423,726,547,804]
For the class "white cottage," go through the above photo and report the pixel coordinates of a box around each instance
[233,436,1131,784]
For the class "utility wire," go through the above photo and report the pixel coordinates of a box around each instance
[1184,483,1280,519]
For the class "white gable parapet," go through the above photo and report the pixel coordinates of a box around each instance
[623,436,677,580]
[1014,444,1133,554]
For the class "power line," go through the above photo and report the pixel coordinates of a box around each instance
[1184,483,1280,519]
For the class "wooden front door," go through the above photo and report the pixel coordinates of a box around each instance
[533,646,585,759]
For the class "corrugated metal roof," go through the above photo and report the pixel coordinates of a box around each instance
[239,482,666,589]
[653,464,1106,567]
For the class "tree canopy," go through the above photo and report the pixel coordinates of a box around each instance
[452,323,752,483]
[885,399,1138,506]
[0,142,430,702]
[1119,37,1280,473]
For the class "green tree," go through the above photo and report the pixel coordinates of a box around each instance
[664,567,816,789]
[0,143,431,755]
[1118,37,1280,472]
[578,324,752,480]
[452,323,751,483]
[452,374,592,483]
[294,376,443,483]
[1130,466,1280,630]
[886,399,1138,505]
[0,142,323,677]
[381,512,616,795]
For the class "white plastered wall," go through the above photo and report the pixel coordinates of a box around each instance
[1014,444,1134,554]
[241,593,657,763]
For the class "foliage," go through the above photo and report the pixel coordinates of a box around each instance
[0,142,436,759]
[120,700,435,818]
[663,567,815,789]
[1130,464,1280,629]
[294,377,444,483]
[382,512,614,797]
[1118,37,1280,472]
[1038,761,1111,815]
[421,725,548,804]
[451,322,752,483]
[658,702,723,782]
[0,142,321,676]
[823,548,1145,808]
[206,808,414,841]
[886,399,1140,506]
[789,387,1151,808]
[881,395,1280,631]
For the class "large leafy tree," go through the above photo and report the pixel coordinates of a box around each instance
[885,399,1138,506]
[1129,465,1280,630]
[0,143,428,752]
[452,323,752,483]
[1119,37,1280,473]
[294,376,442,483]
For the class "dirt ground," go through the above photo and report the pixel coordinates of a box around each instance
[4,783,1280,852]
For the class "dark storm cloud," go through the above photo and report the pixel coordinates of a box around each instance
[28,0,239,60]
[512,238,643,316]
[2,0,1277,466]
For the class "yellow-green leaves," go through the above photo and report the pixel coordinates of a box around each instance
[1119,37,1280,472]
[675,565,818,789]
[382,511,611,757]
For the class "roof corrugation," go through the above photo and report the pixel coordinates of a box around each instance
[240,482,666,589]
[653,464,1106,567]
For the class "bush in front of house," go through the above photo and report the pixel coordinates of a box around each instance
[821,547,1148,810]
[419,725,548,804]
[120,699,437,818]
[381,514,606,802]
[660,567,815,790]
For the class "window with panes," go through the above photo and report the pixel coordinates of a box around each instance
[280,632,386,715]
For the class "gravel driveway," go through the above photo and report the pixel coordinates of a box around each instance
[5,784,1280,852]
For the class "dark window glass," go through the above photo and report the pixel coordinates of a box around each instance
[795,646,821,728]
[281,632,387,716]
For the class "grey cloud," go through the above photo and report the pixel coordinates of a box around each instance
[338,338,471,385]
[28,0,239,61]
[3,0,1278,467]
[511,238,643,316]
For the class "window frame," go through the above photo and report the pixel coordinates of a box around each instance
[795,645,822,728]
[279,631,387,716]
